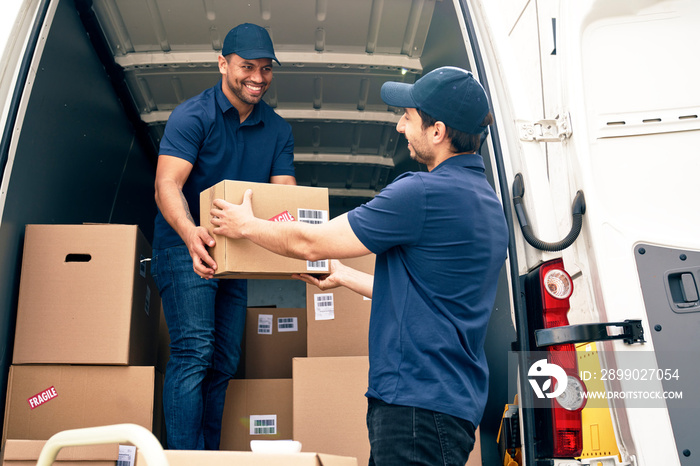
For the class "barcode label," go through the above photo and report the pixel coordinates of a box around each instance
[298,209,328,272]
[117,445,136,466]
[306,259,329,271]
[250,414,277,435]
[314,293,335,320]
[258,314,273,335]
[278,317,298,332]
[298,208,328,225]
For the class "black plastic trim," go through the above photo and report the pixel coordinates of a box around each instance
[535,320,646,347]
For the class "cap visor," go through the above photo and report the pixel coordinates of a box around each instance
[236,50,281,65]
[380,81,416,108]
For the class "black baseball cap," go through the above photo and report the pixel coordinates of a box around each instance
[381,67,490,134]
[222,23,280,65]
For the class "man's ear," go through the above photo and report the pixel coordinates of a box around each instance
[218,55,227,76]
[431,121,448,144]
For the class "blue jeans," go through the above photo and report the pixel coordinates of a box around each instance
[152,245,247,450]
[366,398,476,466]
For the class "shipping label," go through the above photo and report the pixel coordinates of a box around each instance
[314,293,335,320]
[258,314,273,335]
[277,317,298,332]
[250,414,277,435]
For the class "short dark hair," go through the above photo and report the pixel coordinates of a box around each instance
[417,109,493,153]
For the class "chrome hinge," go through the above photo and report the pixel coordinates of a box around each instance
[518,113,572,142]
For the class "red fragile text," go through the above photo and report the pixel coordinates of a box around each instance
[27,386,58,409]
[269,210,295,222]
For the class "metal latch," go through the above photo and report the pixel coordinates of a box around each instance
[518,113,572,142]
[535,320,645,347]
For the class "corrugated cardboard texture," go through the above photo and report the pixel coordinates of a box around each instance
[136,450,358,466]
[13,224,160,365]
[306,255,375,357]
[2,365,157,447]
[220,379,293,452]
[1,440,119,466]
[200,180,329,278]
[293,357,370,466]
[244,308,307,379]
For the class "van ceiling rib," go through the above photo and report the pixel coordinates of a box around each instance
[90,0,437,202]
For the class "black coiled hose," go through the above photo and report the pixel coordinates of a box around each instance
[512,173,586,252]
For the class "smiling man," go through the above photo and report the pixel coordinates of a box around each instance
[152,23,295,450]
[210,67,509,465]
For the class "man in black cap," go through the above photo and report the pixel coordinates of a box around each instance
[209,66,509,465]
[152,23,295,450]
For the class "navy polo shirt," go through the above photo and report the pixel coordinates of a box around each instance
[153,80,295,249]
[347,153,508,425]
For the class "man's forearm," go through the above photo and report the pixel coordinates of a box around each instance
[156,181,196,241]
[242,217,321,261]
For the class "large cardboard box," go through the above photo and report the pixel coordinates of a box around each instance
[220,379,293,452]
[13,224,160,365]
[306,255,375,357]
[1,440,120,466]
[293,357,370,466]
[245,308,307,379]
[2,365,160,447]
[137,450,357,466]
[200,180,330,278]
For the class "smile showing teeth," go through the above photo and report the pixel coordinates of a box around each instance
[245,83,263,92]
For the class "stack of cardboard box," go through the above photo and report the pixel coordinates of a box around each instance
[1,224,164,465]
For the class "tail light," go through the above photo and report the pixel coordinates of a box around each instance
[524,258,585,458]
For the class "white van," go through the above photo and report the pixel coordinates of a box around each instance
[1,1,697,465]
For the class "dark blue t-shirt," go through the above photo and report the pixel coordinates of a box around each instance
[347,153,508,425]
[153,80,295,249]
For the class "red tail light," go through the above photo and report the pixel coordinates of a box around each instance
[539,259,584,457]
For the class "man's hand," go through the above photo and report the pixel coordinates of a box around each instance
[210,189,255,239]
[292,259,345,290]
[187,225,217,279]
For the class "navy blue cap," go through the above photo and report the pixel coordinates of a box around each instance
[381,67,490,134]
[222,23,280,65]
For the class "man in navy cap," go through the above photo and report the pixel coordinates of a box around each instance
[209,66,509,465]
[152,23,295,450]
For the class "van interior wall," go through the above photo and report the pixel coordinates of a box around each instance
[0,0,158,425]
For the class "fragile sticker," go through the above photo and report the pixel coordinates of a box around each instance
[28,386,58,409]
[314,293,335,320]
[269,210,295,222]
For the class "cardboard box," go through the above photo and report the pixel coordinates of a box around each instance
[1,440,120,466]
[13,224,160,365]
[200,180,330,278]
[220,379,293,452]
[136,450,357,466]
[293,357,370,466]
[2,365,160,447]
[306,255,375,357]
[245,308,307,379]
